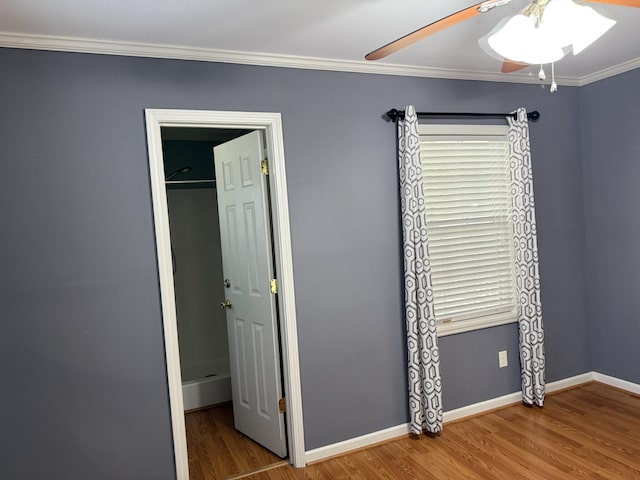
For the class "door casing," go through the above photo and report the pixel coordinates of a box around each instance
[145,109,305,480]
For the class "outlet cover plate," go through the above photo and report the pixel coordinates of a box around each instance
[499,350,508,368]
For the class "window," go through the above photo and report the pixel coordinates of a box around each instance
[419,124,516,336]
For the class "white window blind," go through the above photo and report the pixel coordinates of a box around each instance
[419,125,516,328]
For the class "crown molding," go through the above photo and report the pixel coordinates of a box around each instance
[2,30,630,88]
[577,57,640,86]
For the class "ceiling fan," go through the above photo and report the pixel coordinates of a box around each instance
[365,0,639,89]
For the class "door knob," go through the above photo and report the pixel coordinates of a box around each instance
[220,299,232,309]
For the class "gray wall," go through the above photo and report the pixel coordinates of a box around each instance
[163,139,230,383]
[0,47,590,480]
[167,187,229,382]
[580,68,640,384]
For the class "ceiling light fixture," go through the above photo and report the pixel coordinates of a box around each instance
[486,0,616,91]
[365,0,637,93]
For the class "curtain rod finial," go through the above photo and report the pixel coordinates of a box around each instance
[385,109,404,122]
[528,111,540,121]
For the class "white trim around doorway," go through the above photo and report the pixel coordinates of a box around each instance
[144,109,306,479]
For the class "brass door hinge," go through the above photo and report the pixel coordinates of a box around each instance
[270,278,278,295]
[278,397,286,413]
[261,159,269,175]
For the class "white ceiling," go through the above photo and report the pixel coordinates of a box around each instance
[1,0,638,85]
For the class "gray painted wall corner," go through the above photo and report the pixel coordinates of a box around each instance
[579,67,640,384]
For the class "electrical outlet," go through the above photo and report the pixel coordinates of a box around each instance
[499,350,508,368]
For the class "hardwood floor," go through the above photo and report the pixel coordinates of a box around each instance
[185,403,285,480]
[233,382,640,480]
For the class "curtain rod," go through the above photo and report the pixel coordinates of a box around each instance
[385,109,540,122]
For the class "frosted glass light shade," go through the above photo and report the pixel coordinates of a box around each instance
[540,0,616,55]
[487,0,616,65]
[487,14,566,64]
[568,4,616,54]
[539,0,577,47]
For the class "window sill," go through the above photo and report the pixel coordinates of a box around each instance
[436,312,517,337]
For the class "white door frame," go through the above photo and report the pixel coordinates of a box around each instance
[145,109,305,479]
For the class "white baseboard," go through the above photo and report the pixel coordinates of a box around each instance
[442,391,522,423]
[546,372,595,393]
[442,371,594,423]
[304,371,640,464]
[305,423,411,464]
[593,372,640,395]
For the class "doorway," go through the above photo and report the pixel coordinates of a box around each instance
[145,110,305,480]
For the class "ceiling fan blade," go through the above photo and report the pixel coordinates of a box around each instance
[365,2,486,61]
[583,0,640,6]
[501,60,530,73]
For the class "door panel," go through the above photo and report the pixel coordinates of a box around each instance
[233,317,250,407]
[214,131,287,458]
[224,205,242,295]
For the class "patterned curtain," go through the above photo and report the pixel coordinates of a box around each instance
[398,105,443,435]
[508,108,545,407]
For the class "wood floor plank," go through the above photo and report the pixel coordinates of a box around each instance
[195,383,640,480]
[490,410,613,479]
[496,411,627,479]
[350,448,400,480]
[185,403,283,480]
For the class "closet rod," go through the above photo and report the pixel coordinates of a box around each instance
[165,179,216,185]
[385,109,540,122]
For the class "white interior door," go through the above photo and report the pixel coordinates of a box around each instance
[213,131,287,458]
